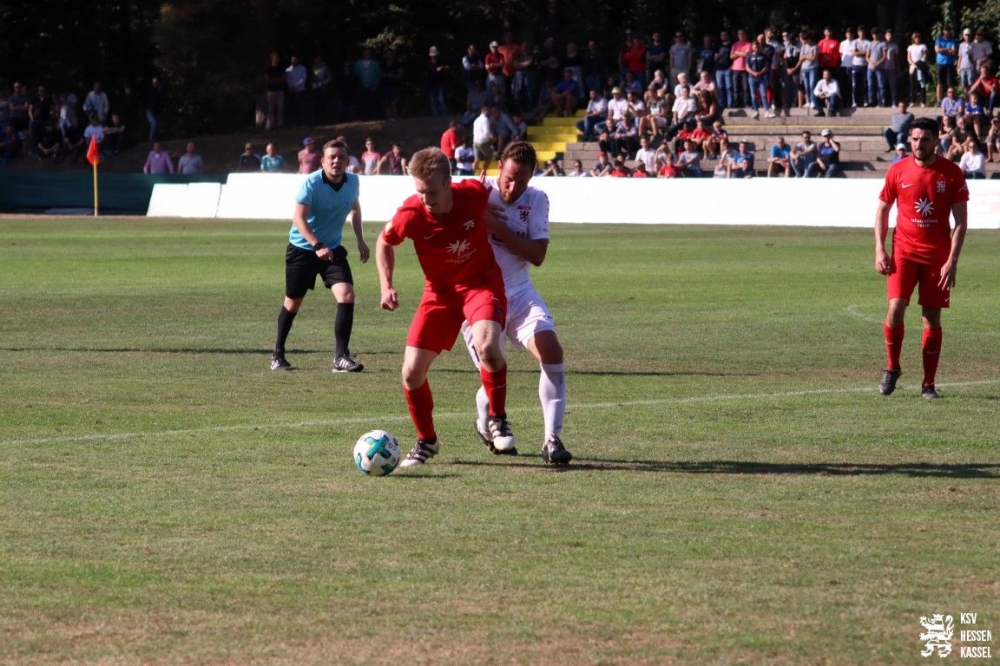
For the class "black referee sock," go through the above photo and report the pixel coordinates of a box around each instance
[275,306,297,353]
[335,302,354,358]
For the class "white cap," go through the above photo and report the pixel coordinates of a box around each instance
[821,128,832,137]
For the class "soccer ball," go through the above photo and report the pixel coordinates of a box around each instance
[353,430,401,476]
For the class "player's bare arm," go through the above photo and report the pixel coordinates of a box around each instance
[349,200,370,263]
[483,202,549,266]
[939,200,968,289]
[874,198,893,275]
[375,232,398,311]
[292,203,333,261]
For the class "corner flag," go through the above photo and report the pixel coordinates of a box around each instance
[86,135,100,216]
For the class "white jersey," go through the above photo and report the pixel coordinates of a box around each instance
[484,180,550,294]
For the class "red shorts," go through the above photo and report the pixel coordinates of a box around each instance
[886,254,951,309]
[406,281,506,353]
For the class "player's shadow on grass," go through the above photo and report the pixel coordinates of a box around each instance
[454,458,1000,478]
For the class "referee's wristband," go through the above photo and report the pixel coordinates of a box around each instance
[313,242,326,251]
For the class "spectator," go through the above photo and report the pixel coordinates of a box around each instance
[959,137,987,178]
[715,30,735,108]
[692,70,717,99]
[62,116,86,163]
[82,82,109,124]
[891,142,908,163]
[669,31,693,85]
[665,85,697,139]
[35,121,62,160]
[813,69,842,117]
[631,160,650,177]
[260,142,286,172]
[689,118,713,157]
[958,29,977,92]
[907,32,930,106]
[0,84,11,133]
[551,69,581,117]
[0,123,20,167]
[791,129,817,177]
[377,142,409,175]
[677,138,703,176]
[940,86,965,119]
[591,151,612,176]
[523,76,555,124]
[471,105,494,171]
[57,93,78,136]
[695,90,718,124]
[965,91,987,139]
[567,159,590,177]
[799,31,820,110]
[767,136,792,177]
[986,116,1000,162]
[264,52,285,130]
[353,47,381,120]
[884,29,900,106]
[657,150,679,177]
[730,29,753,108]
[510,40,537,114]
[537,37,563,85]
[143,141,174,174]
[382,50,409,121]
[746,41,775,119]
[883,101,914,151]
[426,46,450,117]
[582,39,605,97]
[934,27,958,103]
[639,88,669,139]
[440,120,462,172]
[633,135,656,171]
[608,155,631,177]
[461,43,485,92]
[299,136,321,173]
[485,41,507,106]
[850,26,871,108]
[840,27,856,105]
[609,112,638,158]
[312,56,333,125]
[564,42,584,91]
[646,32,667,82]
[969,64,999,115]
[696,34,717,80]
[238,142,261,172]
[358,137,381,175]
[971,29,994,79]
[145,76,163,142]
[454,136,475,175]
[620,32,647,89]
[497,31,522,88]
[706,120,729,158]
[538,158,565,176]
[27,85,53,154]
[508,113,528,142]
[103,112,126,155]
[177,141,203,174]
[337,135,362,173]
[492,106,521,154]
[8,82,29,154]
[284,55,307,126]
[82,114,105,150]
[807,129,843,177]
[727,141,754,178]
[462,79,489,126]
[866,27,888,108]
[576,88,608,141]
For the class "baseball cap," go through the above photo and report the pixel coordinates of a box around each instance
[490,40,499,47]
[821,128,832,137]
[896,143,907,150]
[429,46,440,56]
[302,136,313,146]
[963,28,972,35]
[611,86,622,94]
[244,143,253,150]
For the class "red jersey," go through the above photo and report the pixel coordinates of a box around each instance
[439,127,460,159]
[817,38,840,68]
[382,179,502,291]
[879,156,969,264]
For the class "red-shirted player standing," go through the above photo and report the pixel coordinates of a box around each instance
[875,116,969,399]
[376,147,515,466]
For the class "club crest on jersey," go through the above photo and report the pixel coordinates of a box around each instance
[936,179,946,193]
[463,219,475,230]
[517,205,531,223]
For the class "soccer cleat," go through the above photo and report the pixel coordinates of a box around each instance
[270,351,292,371]
[487,415,517,453]
[400,438,440,467]
[475,421,518,456]
[542,435,573,465]
[878,369,901,395]
[921,384,941,400]
[332,351,364,373]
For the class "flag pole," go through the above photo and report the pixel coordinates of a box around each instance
[86,135,100,217]
[92,160,99,217]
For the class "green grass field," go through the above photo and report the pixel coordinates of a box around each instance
[1,218,998,665]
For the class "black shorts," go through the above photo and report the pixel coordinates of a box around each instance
[285,243,353,299]
[937,65,955,89]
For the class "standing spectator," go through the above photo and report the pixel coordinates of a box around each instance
[237,142,261,171]
[813,69,842,117]
[462,43,485,93]
[874,117,968,400]
[271,138,369,374]
[334,62,357,123]
[311,56,332,125]
[696,34,716,79]
[82,82,109,124]
[767,136,792,177]
[264,52,285,131]
[145,76,163,142]
[462,79,489,125]
[27,84,53,154]
[260,142,286,172]
[537,37,563,86]
[57,93,77,136]
[884,29,900,106]
[765,28,785,108]
[285,55,307,126]
[850,26,871,108]
[907,32,930,106]
[807,129,842,177]
[799,31,819,110]
[620,32,647,89]
[299,136,321,174]
[440,120,462,172]
[746,41,776,119]
[353,47,381,120]
[485,41,507,106]
[103,112,126,155]
[454,136,475,175]
[934,27,958,104]
[730,29,753,108]
[646,32,667,83]
[818,27,841,76]
[377,142,409,175]
[971,29,994,76]
[564,42,584,90]
[510,41,537,114]
[715,30,734,108]
[958,29,977,92]
[839,27,856,104]
[177,141,203,174]
[669,32,693,87]
[8,82,29,154]
[866,28,888,107]
[360,137,381,175]
[426,46,450,117]
[883,101,914,151]
[472,105,494,171]
[551,68,581,117]
[582,39,606,97]
[380,49,402,122]
[143,141,174,174]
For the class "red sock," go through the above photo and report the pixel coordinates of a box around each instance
[404,380,436,441]
[922,327,943,387]
[884,323,904,372]
[481,364,508,417]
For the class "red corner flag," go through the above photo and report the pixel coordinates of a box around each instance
[86,135,100,166]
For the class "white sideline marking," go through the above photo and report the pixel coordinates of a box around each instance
[3,379,998,448]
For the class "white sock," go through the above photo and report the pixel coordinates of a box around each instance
[475,385,489,434]
[539,363,566,438]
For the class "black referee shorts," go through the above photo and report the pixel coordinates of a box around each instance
[285,243,353,299]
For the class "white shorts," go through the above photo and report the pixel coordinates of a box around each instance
[461,285,555,366]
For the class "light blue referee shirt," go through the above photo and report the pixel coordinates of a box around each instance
[289,170,360,250]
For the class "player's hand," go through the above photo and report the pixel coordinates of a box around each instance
[380,288,399,311]
[875,250,894,276]
[484,202,508,232]
[357,241,370,263]
[938,259,958,290]
[316,247,333,262]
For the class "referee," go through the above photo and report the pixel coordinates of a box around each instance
[271,139,369,372]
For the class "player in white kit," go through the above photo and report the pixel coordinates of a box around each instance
[462,141,572,465]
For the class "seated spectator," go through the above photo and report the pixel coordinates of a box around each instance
[791,130,818,177]
[965,91,986,139]
[633,135,657,171]
[813,69,841,116]
[677,139,703,177]
[657,150,679,178]
[596,86,628,135]
[807,128,843,177]
[947,116,973,160]
[260,142,286,172]
[986,116,1000,162]
[767,136,792,177]
[103,112,126,155]
[524,77,557,124]
[694,90,718,124]
[639,88,669,139]
[969,64,999,115]
[883,101,915,151]
[566,159,590,177]
[82,114,104,150]
[36,122,63,160]
[891,142,908,163]
[713,150,732,178]
[576,89,608,141]
[665,85,698,140]
[728,141,754,178]
[143,141,174,174]
[462,80,488,126]
[689,119,714,158]
[631,160,651,177]
[377,142,409,175]
[0,122,21,167]
[706,121,729,158]
[938,115,962,158]
[590,151,612,176]
[609,156,631,177]
[551,69,581,117]
[454,136,475,175]
[62,116,86,163]
[537,158,565,176]
[692,70,718,98]
[644,69,669,106]
[940,86,965,119]
[238,142,261,171]
[177,141,203,174]
[959,138,987,178]
[492,106,520,154]
[508,113,528,142]
[609,113,639,158]
[622,71,643,96]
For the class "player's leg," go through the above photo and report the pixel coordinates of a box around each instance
[920,307,943,398]
[323,248,363,372]
[399,345,441,467]
[468,318,516,451]
[461,321,514,455]
[272,245,315,371]
[880,257,918,395]
[526,330,572,465]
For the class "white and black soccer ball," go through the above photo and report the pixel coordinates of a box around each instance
[353,430,401,476]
